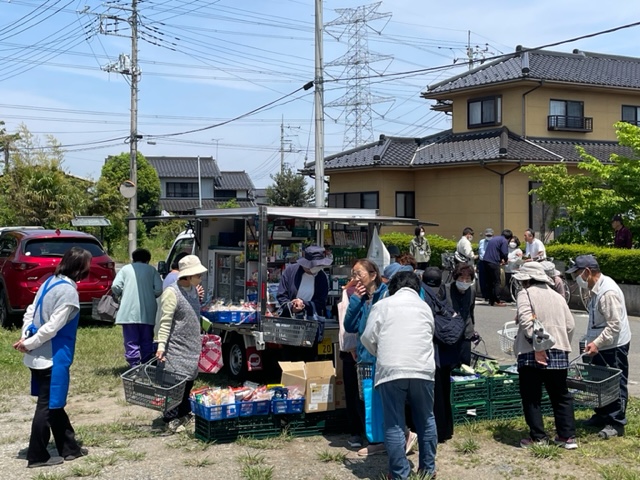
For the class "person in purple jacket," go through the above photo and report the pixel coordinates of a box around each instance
[276,245,331,321]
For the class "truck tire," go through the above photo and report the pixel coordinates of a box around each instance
[224,334,247,379]
[0,287,16,329]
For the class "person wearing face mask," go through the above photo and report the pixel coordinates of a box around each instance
[513,262,577,449]
[409,226,431,270]
[156,255,208,434]
[442,263,476,366]
[504,236,524,301]
[566,255,631,439]
[276,245,331,320]
[455,227,477,266]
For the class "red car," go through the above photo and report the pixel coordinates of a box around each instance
[0,228,116,328]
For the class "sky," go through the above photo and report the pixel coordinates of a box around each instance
[1,0,640,188]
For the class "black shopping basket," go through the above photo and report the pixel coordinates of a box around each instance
[121,360,188,414]
[566,356,621,408]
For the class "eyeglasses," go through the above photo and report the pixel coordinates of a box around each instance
[351,269,367,279]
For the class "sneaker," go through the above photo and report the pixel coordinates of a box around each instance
[554,436,578,450]
[519,437,548,448]
[357,443,386,456]
[598,425,624,439]
[27,456,64,468]
[405,431,418,455]
[64,448,89,461]
[347,435,363,448]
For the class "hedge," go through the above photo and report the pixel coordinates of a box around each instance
[380,233,640,285]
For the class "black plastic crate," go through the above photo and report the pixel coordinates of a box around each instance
[276,412,328,437]
[194,414,281,443]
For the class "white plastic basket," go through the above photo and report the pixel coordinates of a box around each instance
[497,321,518,356]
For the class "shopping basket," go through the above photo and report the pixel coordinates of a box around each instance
[261,316,318,347]
[497,321,518,356]
[357,363,374,401]
[121,360,188,414]
[566,357,622,408]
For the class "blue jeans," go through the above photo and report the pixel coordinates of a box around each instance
[378,379,437,479]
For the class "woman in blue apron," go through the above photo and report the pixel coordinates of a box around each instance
[13,247,91,468]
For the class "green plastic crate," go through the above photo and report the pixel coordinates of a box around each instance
[451,375,489,404]
[490,399,523,420]
[194,414,281,443]
[489,372,520,402]
[453,401,490,424]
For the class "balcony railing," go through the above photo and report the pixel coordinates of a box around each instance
[548,115,593,132]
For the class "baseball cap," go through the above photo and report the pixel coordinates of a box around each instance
[484,228,494,237]
[565,255,599,274]
[611,214,623,223]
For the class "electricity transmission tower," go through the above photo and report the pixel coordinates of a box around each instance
[325,2,393,150]
[98,0,140,257]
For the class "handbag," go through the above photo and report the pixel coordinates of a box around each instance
[362,363,385,443]
[523,288,556,351]
[96,293,119,322]
[198,334,223,373]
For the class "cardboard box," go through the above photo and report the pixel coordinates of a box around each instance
[278,360,336,413]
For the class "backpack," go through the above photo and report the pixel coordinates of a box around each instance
[422,285,465,346]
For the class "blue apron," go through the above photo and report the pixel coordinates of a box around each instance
[29,276,79,409]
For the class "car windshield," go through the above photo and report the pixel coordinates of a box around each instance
[24,238,105,258]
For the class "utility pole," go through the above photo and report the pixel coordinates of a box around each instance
[314,0,325,209]
[280,115,285,174]
[99,1,140,258]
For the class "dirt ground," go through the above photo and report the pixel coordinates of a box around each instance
[0,389,620,480]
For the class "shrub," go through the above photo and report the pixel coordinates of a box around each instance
[547,244,640,284]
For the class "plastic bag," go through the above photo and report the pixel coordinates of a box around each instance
[367,227,390,271]
[198,334,224,374]
[338,288,357,352]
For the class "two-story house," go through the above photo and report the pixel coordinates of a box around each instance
[146,156,256,214]
[310,47,639,240]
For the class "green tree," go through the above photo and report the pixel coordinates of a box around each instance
[522,122,640,245]
[266,164,314,207]
[0,124,92,227]
[93,151,160,248]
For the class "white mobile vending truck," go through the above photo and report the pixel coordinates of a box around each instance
[158,205,425,379]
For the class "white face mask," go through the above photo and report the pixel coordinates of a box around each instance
[420,231,425,237]
[509,242,517,249]
[456,280,473,292]
[308,266,323,275]
[575,271,589,289]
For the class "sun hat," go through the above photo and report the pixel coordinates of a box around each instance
[484,228,494,237]
[565,255,599,274]
[297,245,333,269]
[382,263,413,282]
[178,255,207,278]
[539,260,560,277]
[513,262,553,285]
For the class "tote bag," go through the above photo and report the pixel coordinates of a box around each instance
[198,334,224,374]
[363,363,385,443]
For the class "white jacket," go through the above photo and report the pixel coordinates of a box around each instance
[361,287,435,387]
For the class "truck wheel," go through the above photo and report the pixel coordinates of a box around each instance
[224,335,247,379]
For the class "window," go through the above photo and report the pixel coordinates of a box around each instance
[622,105,640,126]
[467,96,502,128]
[396,192,415,218]
[167,182,198,198]
[548,99,592,131]
[328,192,378,209]
[215,190,236,199]
[0,236,17,257]
[24,238,105,257]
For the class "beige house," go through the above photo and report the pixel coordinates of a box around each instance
[308,47,638,241]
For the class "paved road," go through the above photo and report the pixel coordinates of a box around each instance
[473,301,640,396]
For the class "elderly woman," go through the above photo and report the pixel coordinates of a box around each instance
[513,262,577,449]
[156,255,207,434]
[14,247,92,468]
[277,245,331,319]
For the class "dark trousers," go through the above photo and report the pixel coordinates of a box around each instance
[122,324,155,367]
[433,365,454,443]
[340,351,364,436]
[417,262,429,270]
[28,368,82,464]
[484,261,502,305]
[477,260,489,300]
[164,379,195,422]
[592,343,630,427]
[518,366,576,440]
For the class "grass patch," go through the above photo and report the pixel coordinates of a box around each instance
[235,432,291,450]
[87,453,119,468]
[30,473,68,480]
[183,456,215,468]
[453,438,480,455]
[118,450,146,461]
[240,464,274,480]
[599,464,640,479]
[316,449,346,463]
[237,451,266,467]
[68,463,102,477]
[529,443,561,460]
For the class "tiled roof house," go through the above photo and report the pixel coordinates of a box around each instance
[146,156,256,213]
[306,47,640,239]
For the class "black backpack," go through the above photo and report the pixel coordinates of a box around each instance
[422,284,465,346]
